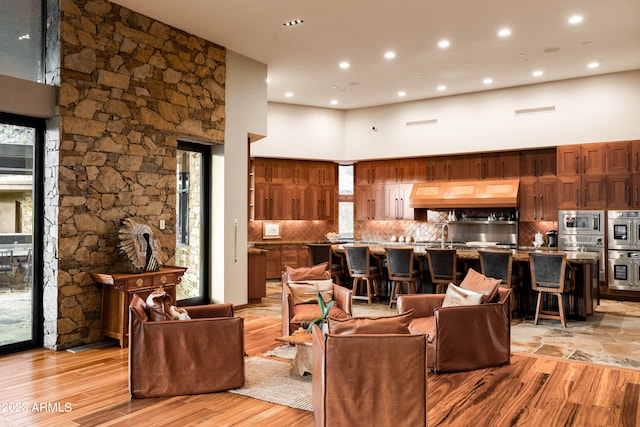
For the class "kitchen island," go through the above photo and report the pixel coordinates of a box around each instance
[333,244,599,320]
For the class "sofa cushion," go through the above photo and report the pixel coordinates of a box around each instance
[442,283,483,307]
[288,279,334,305]
[408,316,436,343]
[460,268,501,303]
[291,303,349,323]
[327,310,413,335]
[285,263,330,281]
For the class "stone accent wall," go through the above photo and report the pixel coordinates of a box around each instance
[44,0,226,349]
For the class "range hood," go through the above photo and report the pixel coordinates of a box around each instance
[409,179,519,209]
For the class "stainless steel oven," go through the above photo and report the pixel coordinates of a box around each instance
[558,210,605,283]
[608,250,640,291]
[558,210,604,235]
[608,210,640,249]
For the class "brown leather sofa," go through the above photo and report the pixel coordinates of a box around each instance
[129,294,245,398]
[281,264,352,336]
[397,287,512,373]
[312,321,428,427]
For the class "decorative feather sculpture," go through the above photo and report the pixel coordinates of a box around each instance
[118,217,164,273]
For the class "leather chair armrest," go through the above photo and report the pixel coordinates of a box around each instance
[332,284,352,316]
[311,324,327,427]
[433,299,511,372]
[281,278,295,336]
[184,303,234,319]
[397,294,445,318]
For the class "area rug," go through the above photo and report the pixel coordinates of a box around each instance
[230,357,312,411]
[264,344,296,360]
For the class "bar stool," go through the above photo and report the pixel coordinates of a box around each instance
[307,243,344,284]
[529,253,576,328]
[385,247,420,308]
[426,248,463,294]
[344,246,380,305]
[478,249,520,313]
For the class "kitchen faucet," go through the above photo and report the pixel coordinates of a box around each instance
[441,223,449,248]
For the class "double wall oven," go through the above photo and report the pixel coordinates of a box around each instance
[558,210,605,283]
[608,210,640,291]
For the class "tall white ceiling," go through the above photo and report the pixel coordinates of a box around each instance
[112,0,640,110]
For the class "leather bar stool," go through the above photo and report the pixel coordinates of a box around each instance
[529,252,576,328]
[478,249,520,314]
[385,247,420,308]
[307,243,344,284]
[344,245,381,305]
[426,248,463,294]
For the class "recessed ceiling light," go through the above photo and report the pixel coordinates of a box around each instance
[438,39,450,49]
[498,28,511,37]
[437,85,446,91]
[568,15,583,25]
[18,34,30,40]
[330,100,338,105]
[588,61,600,69]
[285,92,293,97]
[339,61,350,69]
[398,91,407,97]
[483,78,493,85]
[532,70,544,77]
[283,19,304,27]
[384,51,396,59]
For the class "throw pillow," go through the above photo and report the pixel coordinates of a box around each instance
[288,279,334,305]
[285,263,330,281]
[460,268,501,303]
[327,310,413,335]
[145,287,173,321]
[442,283,483,307]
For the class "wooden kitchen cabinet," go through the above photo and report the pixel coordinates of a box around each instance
[557,174,606,209]
[90,266,187,347]
[425,156,450,181]
[605,141,640,208]
[248,250,267,303]
[520,176,557,221]
[308,184,335,220]
[520,149,557,177]
[449,154,483,180]
[356,184,384,220]
[482,152,520,179]
[385,158,417,183]
[606,174,633,209]
[308,161,336,185]
[356,161,385,185]
[557,143,606,176]
[253,246,282,279]
[283,183,309,220]
[384,183,414,220]
[254,182,285,220]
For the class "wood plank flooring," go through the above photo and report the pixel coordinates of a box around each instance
[1,313,639,426]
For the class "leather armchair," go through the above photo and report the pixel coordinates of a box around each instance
[281,265,352,336]
[397,287,511,373]
[312,324,428,427]
[129,294,245,398]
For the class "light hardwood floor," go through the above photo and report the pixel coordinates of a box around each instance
[1,313,639,426]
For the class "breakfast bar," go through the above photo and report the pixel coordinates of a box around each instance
[333,244,599,320]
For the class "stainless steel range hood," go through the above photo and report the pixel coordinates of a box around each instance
[409,179,519,209]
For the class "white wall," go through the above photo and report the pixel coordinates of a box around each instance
[251,102,346,160]
[213,50,267,305]
[254,70,640,162]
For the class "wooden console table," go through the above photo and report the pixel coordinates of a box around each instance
[90,266,187,347]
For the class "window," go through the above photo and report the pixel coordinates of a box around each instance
[338,164,354,238]
[0,0,44,82]
[175,143,211,305]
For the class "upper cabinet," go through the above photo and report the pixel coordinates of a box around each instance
[557,143,606,209]
[482,152,521,179]
[605,141,640,208]
[520,149,557,177]
[557,143,606,176]
[251,159,337,221]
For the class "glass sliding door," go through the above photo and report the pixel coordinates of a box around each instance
[175,142,211,305]
[0,113,43,353]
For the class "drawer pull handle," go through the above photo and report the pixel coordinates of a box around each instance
[136,278,144,287]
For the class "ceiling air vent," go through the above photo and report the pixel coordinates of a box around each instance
[405,119,438,127]
[514,106,556,115]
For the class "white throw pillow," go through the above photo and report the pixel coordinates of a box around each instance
[442,283,483,307]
